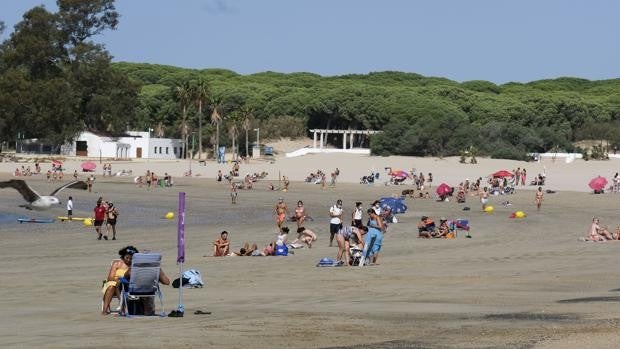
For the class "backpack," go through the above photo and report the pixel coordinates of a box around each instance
[275,244,288,256]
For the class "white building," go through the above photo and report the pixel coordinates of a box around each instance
[60,131,184,159]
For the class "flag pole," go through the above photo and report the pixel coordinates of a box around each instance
[177,192,186,314]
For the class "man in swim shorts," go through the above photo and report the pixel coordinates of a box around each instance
[480,187,489,211]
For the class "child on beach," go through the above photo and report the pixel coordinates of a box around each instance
[66,196,73,221]
[535,186,544,210]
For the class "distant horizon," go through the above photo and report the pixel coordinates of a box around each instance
[3,0,620,84]
[114,60,620,85]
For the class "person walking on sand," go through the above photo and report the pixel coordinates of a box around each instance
[480,187,489,211]
[86,174,95,193]
[230,182,237,204]
[521,169,527,187]
[73,170,78,181]
[93,200,107,240]
[106,202,119,240]
[329,199,344,247]
[294,200,307,228]
[66,196,74,221]
[535,186,544,211]
[274,198,288,229]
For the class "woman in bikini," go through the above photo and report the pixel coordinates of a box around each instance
[294,200,307,228]
[274,198,288,229]
[101,246,138,315]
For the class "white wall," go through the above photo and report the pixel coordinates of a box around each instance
[61,131,183,159]
[148,137,184,159]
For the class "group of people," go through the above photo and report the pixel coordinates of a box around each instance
[582,218,620,242]
[304,168,339,188]
[102,163,113,176]
[417,216,457,239]
[135,170,172,189]
[92,197,120,240]
[14,164,37,177]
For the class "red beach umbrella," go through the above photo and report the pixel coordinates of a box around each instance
[81,161,97,172]
[492,170,513,178]
[588,176,607,191]
[436,183,452,197]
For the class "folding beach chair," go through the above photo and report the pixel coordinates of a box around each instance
[119,253,165,317]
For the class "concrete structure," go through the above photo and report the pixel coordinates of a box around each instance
[310,129,381,150]
[286,129,381,158]
[60,131,183,159]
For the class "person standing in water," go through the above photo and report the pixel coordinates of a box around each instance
[535,186,544,211]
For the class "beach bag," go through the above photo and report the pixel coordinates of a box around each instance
[275,244,288,256]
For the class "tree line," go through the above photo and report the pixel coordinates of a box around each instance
[2,1,620,160]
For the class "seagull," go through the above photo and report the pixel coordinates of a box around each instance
[0,180,88,210]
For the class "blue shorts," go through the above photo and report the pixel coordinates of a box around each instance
[364,230,383,256]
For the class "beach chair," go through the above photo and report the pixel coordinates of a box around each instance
[119,253,165,317]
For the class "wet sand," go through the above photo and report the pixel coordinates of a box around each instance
[1,169,620,348]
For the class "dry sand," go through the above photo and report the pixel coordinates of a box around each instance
[2,153,620,348]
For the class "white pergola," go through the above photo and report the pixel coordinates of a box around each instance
[310,129,381,150]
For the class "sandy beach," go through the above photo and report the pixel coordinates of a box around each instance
[2,152,620,348]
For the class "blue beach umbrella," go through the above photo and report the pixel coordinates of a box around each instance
[379,197,408,214]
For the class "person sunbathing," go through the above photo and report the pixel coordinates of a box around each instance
[101,246,138,315]
[213,231,230,256]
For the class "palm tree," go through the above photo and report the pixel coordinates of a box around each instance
[240,105,254,158]
[193,78,209,160]
[227,112,241,161]
[210,98,223,159]
[175,81,192,159]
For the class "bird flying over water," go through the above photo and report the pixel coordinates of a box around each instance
[0,180,88,210]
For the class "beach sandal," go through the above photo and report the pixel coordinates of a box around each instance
[103,236,108,240]
[194,310,211,315]
[168,310,184,317]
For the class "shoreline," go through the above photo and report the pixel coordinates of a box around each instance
[2,153,619,193]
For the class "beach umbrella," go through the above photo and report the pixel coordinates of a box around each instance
[379,197,408,214]
[492,170,513,178]
[390,170,409,179]
[81,161,97,172]
[435,183,452,197]
[588,176,608,191]
[385,167,408,179]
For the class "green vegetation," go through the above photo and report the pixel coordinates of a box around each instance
[2,1,620,160]
[113,62,620,159]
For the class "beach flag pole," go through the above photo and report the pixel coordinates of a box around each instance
[176,192,186,314]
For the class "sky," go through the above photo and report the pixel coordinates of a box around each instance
[1,0,619,84]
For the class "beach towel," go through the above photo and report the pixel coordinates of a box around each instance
[316,257,344,267]
[173,269,204,288]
